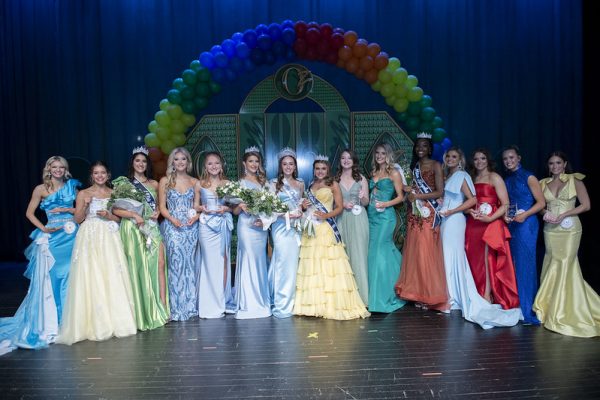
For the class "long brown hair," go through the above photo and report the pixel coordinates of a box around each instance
[334,149,361,182]
[275,155,298,192]
[127,152,153,180]
[240,150,266,185]
[313,160,334,186]
[468,147,496,178]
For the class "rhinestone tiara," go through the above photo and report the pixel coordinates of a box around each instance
[314,154,329,162]
[244,146,261,154]
[277,147,296,160]
[416,132,432,139]
[132,146,149,156]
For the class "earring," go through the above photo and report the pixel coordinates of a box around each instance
[244,168,248,175]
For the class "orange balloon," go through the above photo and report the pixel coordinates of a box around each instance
[373,51,389,70]
[365,68,378,84]
[367,43,381,58]
[336,58,346,68]
[359,55,374,71]
[345,57,359,73]
[352,39,368,58]
[338,45,352,61]
[354,69,365,79]
[343,30,358,47]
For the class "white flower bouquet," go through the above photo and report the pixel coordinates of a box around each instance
[216,181,252,205]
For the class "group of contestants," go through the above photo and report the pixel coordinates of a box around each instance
[1,137,598,356]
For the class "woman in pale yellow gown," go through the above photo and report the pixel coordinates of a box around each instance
[293,158,370,320]
[533,151,599,337]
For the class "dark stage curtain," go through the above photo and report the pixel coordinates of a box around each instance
[0,0,587,268]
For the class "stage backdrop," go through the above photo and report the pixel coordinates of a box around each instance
[0,0,585,264]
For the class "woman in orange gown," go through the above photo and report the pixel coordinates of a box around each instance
[465,149,520,310]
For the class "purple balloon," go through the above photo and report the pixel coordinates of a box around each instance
[257,34,272,50]
[243,29,258,49]
[231,32,244,43]
[235,42,250,59]
[221,39,236,58]
[214,51,229,68]
[199,51,215,69]
[281,28,296,45]
[210,45,222,55]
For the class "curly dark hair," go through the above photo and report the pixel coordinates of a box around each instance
[334,149,361,183]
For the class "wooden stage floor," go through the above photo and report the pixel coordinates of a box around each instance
[1,263,599,399]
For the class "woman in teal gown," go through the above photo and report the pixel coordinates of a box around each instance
[367,143,406,313]
[112,147,169,330]
[335,149,370,306]
[0,156,80,355]
[268,148,304,318]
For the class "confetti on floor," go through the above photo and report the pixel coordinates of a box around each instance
[307,332,319,339]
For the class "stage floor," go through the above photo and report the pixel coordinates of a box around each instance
[1,263,599,399]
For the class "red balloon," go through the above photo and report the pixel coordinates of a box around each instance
[317,40,330,56]
[294,21,308,38]
[365,68,378,84]
[345,57,359,73]
[367,43,381,58]
[325,52,338,64]
[333,27,345,35]
[330,32,345,49]
[305,47,318,60]
[359,55,374,71]
[320,23,333,38]
[336,58,346,68]
[344,31,358,47]
[352,39,368,58]
[293,38,308,57]
[338,45,352,61]
[305,27,321,46]
[148,147,163,162]
[373,51,389,70]
[153,160,167,177]
[307,21,320,30]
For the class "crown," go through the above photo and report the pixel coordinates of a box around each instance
[277,147,296,160]
[314,154,329,162]
[244,146,260,154]
[416,132,432,139]
[132,146,149,156]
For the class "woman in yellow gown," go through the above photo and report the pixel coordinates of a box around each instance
[533,151,599,337]
[293,157,370,320]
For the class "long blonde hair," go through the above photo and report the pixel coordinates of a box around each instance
[166,147,193,188]
[371,143,395,177]
[200,152,227,188]
[43,156,72,191]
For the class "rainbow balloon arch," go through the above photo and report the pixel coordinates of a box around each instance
[144,20,452,176]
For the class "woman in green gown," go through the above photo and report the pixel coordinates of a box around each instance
[111,147,169,330]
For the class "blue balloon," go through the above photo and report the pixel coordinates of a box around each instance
[257,34,272,50]
[225,68,237,81]
[285,48,296,60]
[255,23,268,35]
[229,56,243,72]
[235,42,250,59]
[221,39,236,58]
[432,143,444,162]
[231,32,244,43]
[281,28,296,45]
[211,68,225,83]
[243,58,255,71]
[243,29,258,49]
[214,51,229,68]
[210,45,222,55]
[199,51,215,69]
[250,48,265,65]
[265,51,276,65]
[441,137,452,149]
[281,19,294,29]
[268,23,282,40]
[272,41,286,56]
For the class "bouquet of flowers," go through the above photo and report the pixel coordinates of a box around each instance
[216,181,252,204]
[246,189,289,230]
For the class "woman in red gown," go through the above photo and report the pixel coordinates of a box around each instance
[465,149,520,310]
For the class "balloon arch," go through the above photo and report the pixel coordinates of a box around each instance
[143,20,451,176]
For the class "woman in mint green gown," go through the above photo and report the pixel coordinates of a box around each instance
[367,144,406,313]
[112,148,169,330]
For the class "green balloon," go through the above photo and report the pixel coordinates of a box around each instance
[419,122,433,133]
[420,106,436,121]
[394,84,408,98]
[156,126,171,140]
[197,68,211,82]
[393,98,409,112]
[432,116,444,128]
[407,86,424,102]
[209,81,221,94]
[166,104,183,120]
[181,100,195,114]
[385,95,396,106]
[170,119,185,135]
[419,95,432,108]
[377,69,392,84]
[160,140,176,155]
[396,112,409,122]
[406,116,420,131]
[406,75,419,89]
[432,128,447,142]
[381,82,394,98]
[195,82,211,98]
[408,130,418,141]
[148,120,159,133]
[182,69,197,86]
[387,57,401,71]
[180,85,195,100]
[190,60,202,72]
[172,133,187,146]
[172,78,186,91]
[407,102,422,116]
[144,133,160,147]
[181,113,196,127]
[155,110,171,126]
[371,81,382,92]
[167,89,182,105]
[392,68,408,85]
[159,99,170,111]
[194,96,209,110]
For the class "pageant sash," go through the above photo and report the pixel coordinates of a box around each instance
[413,163,441,228]
[305,186,342,243]
[132,177,157,211]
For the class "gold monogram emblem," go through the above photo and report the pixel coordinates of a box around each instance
[275,64,314,100]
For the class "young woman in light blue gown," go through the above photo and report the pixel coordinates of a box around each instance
[194,152,234,318]
[268,148,304,318]
[0,157,80,355]
[232,147,272,319]
[440,147,522,329]
[367,143,406,313]
[502,146,545,325]
[58,161,137,345]
[335,149,370,306]
[159,148,200,321]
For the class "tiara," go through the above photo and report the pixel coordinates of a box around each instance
[278,147,296,160]
[132,146,149,155]
[314,154,329,162]
[416,132,432,139]
[244,146,260,154]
